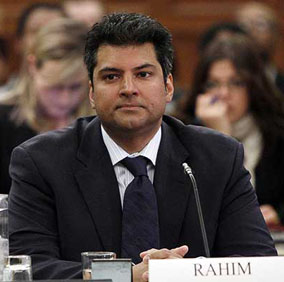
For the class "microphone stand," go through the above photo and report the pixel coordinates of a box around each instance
[182,163,210,257]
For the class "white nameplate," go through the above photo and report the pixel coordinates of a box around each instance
[149,256,284,282]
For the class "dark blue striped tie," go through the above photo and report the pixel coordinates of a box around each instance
[120,156,160,264]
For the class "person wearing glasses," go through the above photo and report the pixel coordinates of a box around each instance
[175,34,284,227]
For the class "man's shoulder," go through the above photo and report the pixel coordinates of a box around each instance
[163,115,239,150]
[19,115,98,152]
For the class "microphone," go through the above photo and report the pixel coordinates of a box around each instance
[182,163,210,257]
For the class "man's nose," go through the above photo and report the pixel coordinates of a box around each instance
[119,75,138,96]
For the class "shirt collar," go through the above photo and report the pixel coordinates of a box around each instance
[101,125,161,166]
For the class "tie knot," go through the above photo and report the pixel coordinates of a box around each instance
[121,156,148,177]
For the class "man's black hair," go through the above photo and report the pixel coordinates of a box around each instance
[16,3,64,38]
[84,12,174,86]
[199,22,246,53]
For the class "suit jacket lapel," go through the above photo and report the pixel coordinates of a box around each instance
[73,117,122,256]
[154,121,192,249]
[72,116,194,254]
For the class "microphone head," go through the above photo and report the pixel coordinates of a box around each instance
[182,162,192,175]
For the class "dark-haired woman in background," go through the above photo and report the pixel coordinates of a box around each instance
[175,35,284,226]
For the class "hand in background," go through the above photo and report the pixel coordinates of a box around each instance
[133,245,189,281]
[195,93,231,135]
[260,204,280,226]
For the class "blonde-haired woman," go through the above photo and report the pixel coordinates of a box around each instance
[0,18,92,193]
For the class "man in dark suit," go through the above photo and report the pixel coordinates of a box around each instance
[9,12,276,282]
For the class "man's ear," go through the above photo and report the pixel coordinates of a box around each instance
[88,81,96,109]
[165,73,174,103]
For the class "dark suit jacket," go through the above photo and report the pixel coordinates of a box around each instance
[185,117,284,224]
[0,105,36,193]
[8,115,276,279]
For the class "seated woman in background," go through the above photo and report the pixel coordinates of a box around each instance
[0,18,92,193]
[175,35,284,226]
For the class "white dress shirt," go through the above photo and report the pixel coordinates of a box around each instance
[101,125,161,207]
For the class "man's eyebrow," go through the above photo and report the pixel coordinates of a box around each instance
[98,64,156,74]
[134,63,156,71]
[98,67,121,74]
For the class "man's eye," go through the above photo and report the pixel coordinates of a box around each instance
[137,72,151,78]
[104,74,119,80]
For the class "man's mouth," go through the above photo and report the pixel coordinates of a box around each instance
[116,104,143,109]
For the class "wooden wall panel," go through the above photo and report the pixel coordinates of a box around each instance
[0,0,283,90]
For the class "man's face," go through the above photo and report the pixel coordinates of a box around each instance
[89,43,174,136]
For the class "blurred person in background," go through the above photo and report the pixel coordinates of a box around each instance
[236,1,284,94]
[0,2,65,100]
[169,22,247,114]
[63,0,105,28]
[174,35,284,227]
[0,37,11,94]
[0,18,92,194]
[15,2,65,60]
[198,22,247,53]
